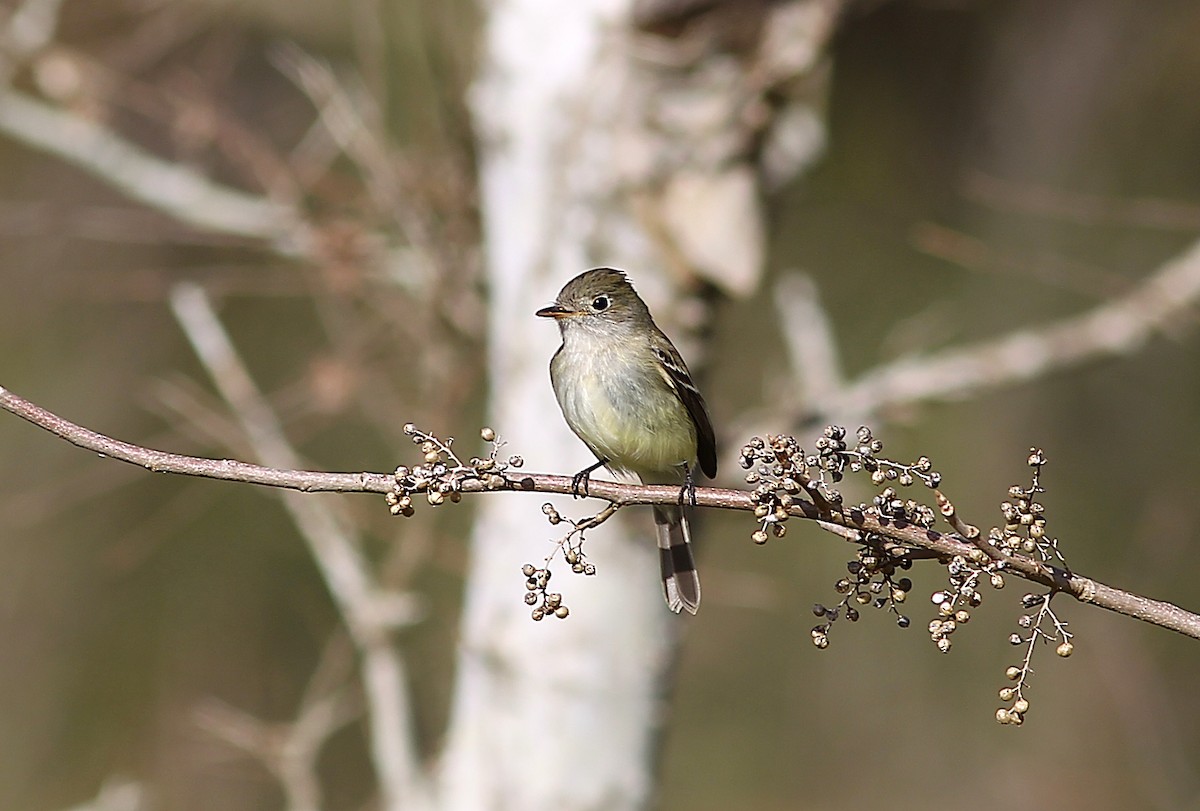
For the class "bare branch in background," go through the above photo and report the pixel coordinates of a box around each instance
[164,283,431,811]
[775,233,1200,426]
[195,688,360,811]
[0,0,66,80]
[911,222,1133,298]
[965,170,1200,232]
[773,272,844,412]
[270,43,437,278]
[59,780,145,811]
[0,91,313,254]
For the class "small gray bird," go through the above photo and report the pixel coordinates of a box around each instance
[537,268,717,614]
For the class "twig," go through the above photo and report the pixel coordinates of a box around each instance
[195,689,360,811]
[965,170,1200,232]
[269,43,438,281]
[815,233,1200,424]
[166,283,430,811]
[0,89,313,255]
[774,272,844,409]
[59,779,144,811]
[3,382,1198,641]
[0,0,65,75]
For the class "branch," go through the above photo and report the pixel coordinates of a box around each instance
[194,688,360,811]
[0,88,314,255]
[4,384,1198,642]
[775,233,1200,426]
[164,283,430,811]
[58,779,144,811]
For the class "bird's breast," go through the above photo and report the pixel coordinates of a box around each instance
[550,338,697,480]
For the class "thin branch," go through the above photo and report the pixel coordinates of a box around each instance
[269,43,438,282]
[965,170,1200,232]
[811,233,1200,424]
[0,88,313,255]
[911,222,1133,298]
[774,272,844,408]
[59,779,144,811]
[0,0,66,74]
[164,283,429,811]
[4,383,1198,641]
[195,688,360,811]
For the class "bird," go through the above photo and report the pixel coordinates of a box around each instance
[536,267,717,614]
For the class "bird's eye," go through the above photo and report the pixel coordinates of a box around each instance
[591,295,610,312]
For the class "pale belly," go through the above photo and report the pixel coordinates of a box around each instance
[551,347,696,482]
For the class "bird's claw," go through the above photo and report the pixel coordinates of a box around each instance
[571,469,592,499]
[678,464,698,508]
[570,459,607,499]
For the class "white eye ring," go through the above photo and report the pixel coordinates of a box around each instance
[591,295,610,311]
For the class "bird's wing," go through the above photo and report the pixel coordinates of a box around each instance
[653,344,718,479]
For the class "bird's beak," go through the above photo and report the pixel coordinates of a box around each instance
[536,304,577,319]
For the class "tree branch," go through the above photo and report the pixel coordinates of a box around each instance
[164,283,430,811]
[4,383,1198,642]
[0,89,314,255]
[775,232,1200,427]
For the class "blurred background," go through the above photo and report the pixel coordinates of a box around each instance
[2,0,1200,809]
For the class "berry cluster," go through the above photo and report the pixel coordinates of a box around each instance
[810,544,914,648]
[927,550,999,654]
[386,424,517,516]
[516,501,609,620]
[738,426,939,646]
[520,563,570,621]
[988,451,1074,725]
[989,449,1065,566]
[917,447,1074,724]
[738,426,943,546]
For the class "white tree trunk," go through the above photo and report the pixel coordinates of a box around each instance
[439,1,833,808]
[438,3,673,809]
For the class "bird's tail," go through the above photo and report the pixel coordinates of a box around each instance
[653,504,701,615]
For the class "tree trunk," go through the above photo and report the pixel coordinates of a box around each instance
[439,1,835,807]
